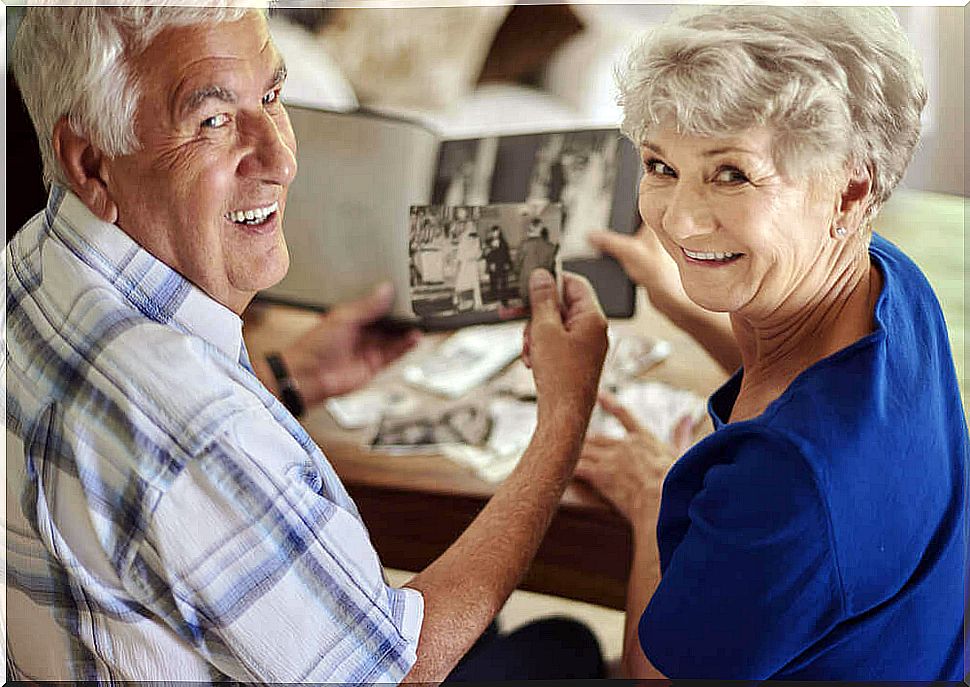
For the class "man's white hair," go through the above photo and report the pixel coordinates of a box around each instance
[617,6,927,215]
[11,3,259,189]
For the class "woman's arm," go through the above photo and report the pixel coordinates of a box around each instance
[620,514,666,678]
[589,226,740,374]
[574,393,693,678]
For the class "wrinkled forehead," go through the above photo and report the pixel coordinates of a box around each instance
[641,125,776,158]
[130,11,280,116]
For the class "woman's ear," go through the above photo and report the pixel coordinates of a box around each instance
[52,117,118,224]
[833,167,873,237]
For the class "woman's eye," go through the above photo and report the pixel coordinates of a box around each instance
[201,113,230,129]
[644,159,676,177]
[713,166,749,184]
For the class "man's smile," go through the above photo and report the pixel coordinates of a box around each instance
[225,200,278,225]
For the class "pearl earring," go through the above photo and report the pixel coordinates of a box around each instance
[835,226,847,238]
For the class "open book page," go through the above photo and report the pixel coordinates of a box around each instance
[266,107,439,318]
[261,106,640,322]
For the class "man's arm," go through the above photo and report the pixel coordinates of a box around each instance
[402,269,608,682]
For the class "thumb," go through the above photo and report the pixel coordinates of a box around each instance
[347,282,395,324]
[528,269,560,323]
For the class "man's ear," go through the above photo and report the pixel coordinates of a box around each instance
[52,117,118,224]
[834,166,873,235]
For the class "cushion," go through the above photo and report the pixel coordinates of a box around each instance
[314,6,509,111]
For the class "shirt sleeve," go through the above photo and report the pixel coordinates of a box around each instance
[639,428,846,679]
[126,406,423,684]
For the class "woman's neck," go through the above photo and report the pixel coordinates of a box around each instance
[729,238,881,422]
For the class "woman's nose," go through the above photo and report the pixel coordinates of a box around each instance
[662,182,715,240]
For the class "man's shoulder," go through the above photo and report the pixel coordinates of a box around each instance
[8,260,259,463]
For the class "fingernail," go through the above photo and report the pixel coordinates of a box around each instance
[530,269,553,288]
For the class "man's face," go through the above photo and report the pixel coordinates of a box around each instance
[102,12,297,314]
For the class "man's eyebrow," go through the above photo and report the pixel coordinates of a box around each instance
[641,141,665,156]
[180,85,236,118]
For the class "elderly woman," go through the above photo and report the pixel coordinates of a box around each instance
[583,6,967,681]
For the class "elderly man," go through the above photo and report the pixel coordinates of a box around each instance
[6,7,609,683]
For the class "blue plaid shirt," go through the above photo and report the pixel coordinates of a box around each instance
[5,187,423,683]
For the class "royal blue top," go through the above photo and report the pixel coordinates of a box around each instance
[639,234,968,680]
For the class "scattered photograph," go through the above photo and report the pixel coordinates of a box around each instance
[408,202,562,328]
[371,402,492,450]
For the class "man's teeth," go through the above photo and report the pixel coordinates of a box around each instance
[683,248,740,261]
[227,201,278,224]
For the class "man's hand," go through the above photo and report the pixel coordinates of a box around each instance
[270,284,420,407]
[522,269,608,428]
[575,392,694,522]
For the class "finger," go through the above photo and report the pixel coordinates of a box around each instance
[587,229,640,262]
[560,272,605,326]
[578,442,609,462]
[597,391,641,433]
[574,458,596,482]
[497,304,527,321]
[672,414,695,454]
[521,322,532,368]
[527,269,561,326]
[343,282,396,325]
[373,330,421,367]
[583,433,617,447]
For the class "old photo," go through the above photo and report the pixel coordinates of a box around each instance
[408,202,562,329]
[371,401,492,451]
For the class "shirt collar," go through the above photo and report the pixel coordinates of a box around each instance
[50,186,244,362]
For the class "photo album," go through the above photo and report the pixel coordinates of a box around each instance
[259,106,642,329]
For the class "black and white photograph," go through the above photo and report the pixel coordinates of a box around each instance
[431,137,499,207]
[408,202,562,328]
[371,402,492,451]
[442,129,640,262]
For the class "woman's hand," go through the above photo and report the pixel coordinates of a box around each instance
[589,225,742,374]
[575,392,694,522]
[588,223,691,317]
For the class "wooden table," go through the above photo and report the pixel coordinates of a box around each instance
[243,291,727,610]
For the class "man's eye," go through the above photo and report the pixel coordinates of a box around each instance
[713,166,749,184]
[263,87,282,106]
[201,113,230,129]
[644,159,676,177]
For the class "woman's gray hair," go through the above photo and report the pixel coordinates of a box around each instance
[11,4,256,189]
[618,6,927,214]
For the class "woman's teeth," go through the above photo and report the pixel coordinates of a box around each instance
[227,201,278,225]
[683,248,740,262]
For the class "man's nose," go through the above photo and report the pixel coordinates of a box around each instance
[238,110,298,187]
[662,182,714,240]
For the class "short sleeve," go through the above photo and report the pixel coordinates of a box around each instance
[639,429,845,679]
[127,406,423,684]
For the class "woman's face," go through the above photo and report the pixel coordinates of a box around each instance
[638,127,839,319]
